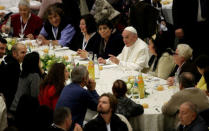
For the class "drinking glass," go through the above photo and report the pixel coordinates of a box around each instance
[88,51,93,60]
[36,38,42,46]
[19,32,24,41]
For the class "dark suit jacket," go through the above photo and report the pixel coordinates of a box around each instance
[76,32,101,54]
[56,83,99,126]
[172,0,209,56]
[84,114,128,131]
[130,1,159,39]
[0,54,21,109]
[177,116,208,131]
[169,60,201,84]
[98,30,124,59]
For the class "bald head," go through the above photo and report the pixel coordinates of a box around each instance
[179,72,195,89]
[12,43,27,63]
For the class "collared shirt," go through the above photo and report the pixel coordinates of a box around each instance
[40,24,75,47]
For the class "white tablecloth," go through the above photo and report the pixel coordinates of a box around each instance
[0,0,41,14]
[29,44,177,131]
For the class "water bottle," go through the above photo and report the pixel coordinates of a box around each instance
[94,54,100,79]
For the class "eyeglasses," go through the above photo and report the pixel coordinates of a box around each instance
[173,53,179,56]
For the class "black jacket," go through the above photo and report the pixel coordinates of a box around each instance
[84,114,128,131]
[0,54,21,109]
[98,30,124,59]
[177,116,208,131]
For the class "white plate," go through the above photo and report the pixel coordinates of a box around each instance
[54,47,69,51]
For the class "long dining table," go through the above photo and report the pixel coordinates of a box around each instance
[23,40,177,131]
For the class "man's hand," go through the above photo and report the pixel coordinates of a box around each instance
[98,57,106,64]
[74,123,83,131]
[167,77,174,86]
[109,54,119,64]
[86,79,96,91]
[26,34,34,40]
[77,49,88,58]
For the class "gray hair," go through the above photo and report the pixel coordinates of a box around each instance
[176,44,193,60]
[181,101,198,114]
[71,65,88,84]
[18,0,30,8]
[11,43,25,53]
[53,107,71,125]
[179,72,195,88]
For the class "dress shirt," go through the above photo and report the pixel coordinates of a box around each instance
[40,24,75,47]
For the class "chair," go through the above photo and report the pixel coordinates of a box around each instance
[91,113,133,131]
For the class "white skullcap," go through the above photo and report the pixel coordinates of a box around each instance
[124,26,137,34]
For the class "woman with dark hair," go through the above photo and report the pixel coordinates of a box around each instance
[76,14,101,58]
[38,3,76,47]
[147,33,175,79]
[10,52,44,111]
[112,79,144,118]
[38,62,69,110]
[97,19,124,59]
[195,55,209,91]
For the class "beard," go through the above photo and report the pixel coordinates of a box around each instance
[97,107,111,114]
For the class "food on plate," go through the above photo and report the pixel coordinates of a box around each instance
[43,48,49,54]
[99,65,103,70]
[142,103,149,108]
[156,85,164,91]
[63,55,69,61]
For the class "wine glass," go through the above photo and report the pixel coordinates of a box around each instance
[19,32,24,41]
[36,38,42,46]
[4,26,10,37]
[88,51,93,60]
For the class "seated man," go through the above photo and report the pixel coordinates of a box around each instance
[83,93,128,131]
[0,43,27,109]
[48,107,82,131]
[167,44,200,86]
[177,101,208,131]
[0,37,7,59]
[98,26,149,71]
[56,65,99,128]
[162,72,209,116]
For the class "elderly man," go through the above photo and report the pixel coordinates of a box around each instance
[48,107,82,131]
[56,65,99,129]
[83,93,128,131]
[177,102,208,131]
[162,72,209,116]
[167,44,200,86]
[0,43,27,109]
[98,26,149,71]
[0,37,7,59]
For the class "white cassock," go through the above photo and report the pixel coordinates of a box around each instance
[107,38,149,71]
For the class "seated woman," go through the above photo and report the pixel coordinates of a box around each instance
[195,55,209,91]
[10,52,44,111]
[76,14,101,58]
[112,80,144,118]
[147,33,176,79]
[1,0,43,39]
[38,63,69,110]
[97,19,124,59]
[38,3,76,47]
